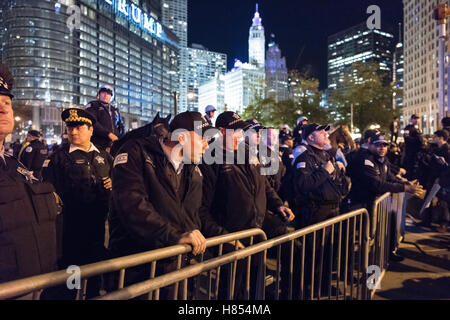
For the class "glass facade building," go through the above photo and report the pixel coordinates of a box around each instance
[327,22,394,93]
[265,40,288,102]
[187,44,227,111]
[0,0,180,142]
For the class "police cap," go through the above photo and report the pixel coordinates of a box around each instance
[0,63,14,99]
[215,111,249,130]
[302,123,330,140]
[170,111,213,135]
[61,108,96,127]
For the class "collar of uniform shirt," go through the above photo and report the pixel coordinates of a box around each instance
[69,143,100,154]
[160,141,184,175]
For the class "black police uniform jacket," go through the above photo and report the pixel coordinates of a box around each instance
[293,144,349,206]
[348,150,405,208]
[86,100,124,149]
[18,139,48,180]
[42,144,112,265]
[199,147,284,234]
[403,124,424,172]
[0,152,58,283]
[108,136,224,257]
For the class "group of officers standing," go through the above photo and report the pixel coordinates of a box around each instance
[0,60,446,300]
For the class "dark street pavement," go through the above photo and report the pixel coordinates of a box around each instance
[374,216,450,300]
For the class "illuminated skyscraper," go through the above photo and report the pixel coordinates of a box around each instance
[187,44,227,111]
[161,0,189,111]
[249,3,265,69]
[265,36,288,102]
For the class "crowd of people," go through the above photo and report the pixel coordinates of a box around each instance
[0,61,449,300]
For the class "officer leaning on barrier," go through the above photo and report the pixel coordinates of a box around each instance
[42,108,112,298]
[346,133,421,261]
[0,63,59,284]
[85,85,125,151]
[108,111,225,298]
[16,130,48,180]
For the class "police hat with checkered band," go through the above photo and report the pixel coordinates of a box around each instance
[61,108,96,127]
[0,63,14,99]
[169,111,213,134]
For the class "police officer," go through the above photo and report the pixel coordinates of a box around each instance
[109,111,224,299]
[347,133,419,261]
[0,63,58,284]
[293,116,308,146]
[204,105,216,126]
[292,123,349,297]
[293,123,349,227]
[403,114,424,180]
[85,85,125,151]
[16,130,48,180]
[200,111,296,299]
[42,108,112,298]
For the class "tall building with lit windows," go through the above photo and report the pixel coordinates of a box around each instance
[249,3,265,68]
[186,44,227,111]
[403,0,447,134]
[0,0,179,142]
[327,22,394,94]
[161,0,189,111]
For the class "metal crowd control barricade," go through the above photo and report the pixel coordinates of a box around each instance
[370,192,406,297]
[0,229,267,300]
[96,209,371,301]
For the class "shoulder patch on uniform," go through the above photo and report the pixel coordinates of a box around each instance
[292,145,307,165]
[43,159,51,168]
[114,153,128,167]
[364,159,375,167]
[296,162,306,169]
[25,146,33,153]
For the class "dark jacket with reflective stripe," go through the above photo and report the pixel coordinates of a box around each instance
[0,154,58,283]
[18,139,48,180]
[348,150,406,207]
[293,145,349,206]
[108,136,224,257]
[199,147,283,233]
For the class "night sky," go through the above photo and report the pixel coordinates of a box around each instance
[188,0,403,90]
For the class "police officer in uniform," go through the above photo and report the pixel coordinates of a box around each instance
[85,85,125,151]
[347,133,420,261]
[200,111,296,299]
[109,111,224,299]
[403,114,424,180]
[42,108,112,298]
[0,63,58,285]
[16,130,48,180]
[292,123,349,297]
[204,105,216,126]
[293,123,349,228]
[293,116,308,146]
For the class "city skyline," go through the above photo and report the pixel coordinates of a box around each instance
[188,0,403,90]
